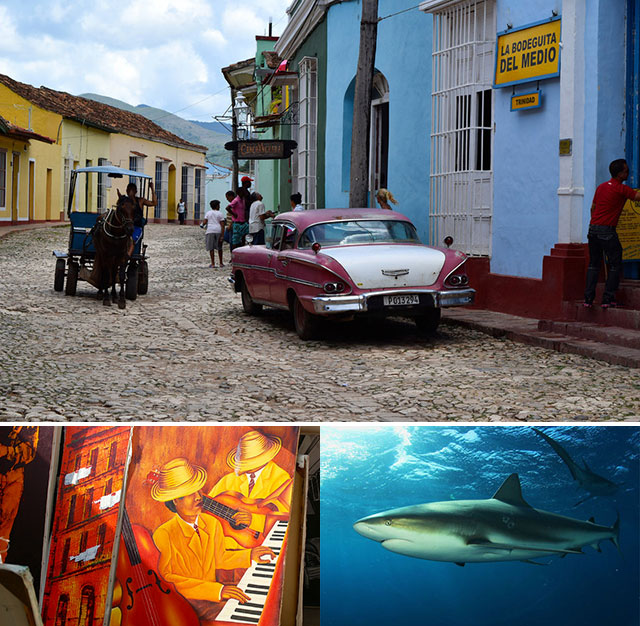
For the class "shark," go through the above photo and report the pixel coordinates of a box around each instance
[533,428,619,504]
[353,473,619,566]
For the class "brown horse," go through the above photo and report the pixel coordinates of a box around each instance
[92,195,135,308]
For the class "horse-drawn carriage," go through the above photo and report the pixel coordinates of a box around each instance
[53,165,152,303]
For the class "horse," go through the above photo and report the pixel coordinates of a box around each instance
[92,195,135,308]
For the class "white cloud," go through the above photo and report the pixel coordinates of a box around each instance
[0,0,291,119]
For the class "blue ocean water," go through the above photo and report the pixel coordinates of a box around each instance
[320,426,639,626]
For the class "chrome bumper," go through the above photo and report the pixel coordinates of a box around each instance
[312,288,475,314]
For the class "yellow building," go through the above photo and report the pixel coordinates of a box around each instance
[0,73,207,226]
[0,114,60,224]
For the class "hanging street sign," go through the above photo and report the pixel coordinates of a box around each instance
[510,91,542,111]
[225,139,297,160]
[494,17,561,88]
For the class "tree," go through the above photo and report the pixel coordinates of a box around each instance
[349,0,378,208]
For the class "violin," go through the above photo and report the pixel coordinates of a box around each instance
[112,508,199,626]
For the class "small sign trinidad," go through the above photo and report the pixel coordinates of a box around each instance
[510,91,542,111]
[494,17,561,88]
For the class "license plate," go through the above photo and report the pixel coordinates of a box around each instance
[383,294,420,306]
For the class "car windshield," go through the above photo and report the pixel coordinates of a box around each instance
[298,220,421,248]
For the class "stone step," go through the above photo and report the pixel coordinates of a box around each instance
[443,309,640,368]
[538,319,640,350]
[573,302,640,330]
[591,280,640,308]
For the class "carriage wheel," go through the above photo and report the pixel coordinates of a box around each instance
[137,260,149,295]
[54,259,65,292]
[65,262,78,296]
[125,263,138,301]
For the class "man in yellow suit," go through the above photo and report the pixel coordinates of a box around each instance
[151,457,274,620]
[208,430,293,548]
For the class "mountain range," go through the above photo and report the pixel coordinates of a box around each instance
[80,93,233,166]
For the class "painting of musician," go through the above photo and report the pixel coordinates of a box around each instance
[208,430,293,549]
[114,425,299,626]
[150,457,275,620]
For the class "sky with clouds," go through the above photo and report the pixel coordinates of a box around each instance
[0,0,291,123]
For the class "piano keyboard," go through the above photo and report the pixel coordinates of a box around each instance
[216,519,288,624]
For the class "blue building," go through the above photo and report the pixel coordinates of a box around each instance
[238,0,639,320]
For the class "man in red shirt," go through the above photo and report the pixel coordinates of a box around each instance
[584,159,640,307]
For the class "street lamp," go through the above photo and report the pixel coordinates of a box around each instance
[234,92,251,140]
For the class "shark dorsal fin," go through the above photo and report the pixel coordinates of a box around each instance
[492,474,532,508]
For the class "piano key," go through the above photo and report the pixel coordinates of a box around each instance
[216,520,289,624]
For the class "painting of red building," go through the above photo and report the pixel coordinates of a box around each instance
[42,426,131,626]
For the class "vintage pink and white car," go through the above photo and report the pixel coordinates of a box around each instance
[230,208,475,339]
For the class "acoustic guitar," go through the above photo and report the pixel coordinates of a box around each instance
[145,470,292,549]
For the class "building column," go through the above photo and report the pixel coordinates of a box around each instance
[557,0,586,243]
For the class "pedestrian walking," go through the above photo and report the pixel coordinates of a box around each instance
[584,158,640,308]
[201,200,226,267]
[177,198,186,225]
[248,192,275,245]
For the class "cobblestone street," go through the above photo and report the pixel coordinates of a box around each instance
[1,224,639,421]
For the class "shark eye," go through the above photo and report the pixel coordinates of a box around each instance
[385,519,392,526]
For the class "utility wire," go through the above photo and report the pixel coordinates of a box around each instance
[378,3,422,22]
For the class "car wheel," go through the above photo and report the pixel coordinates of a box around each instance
[415,308,441,333]
[65,262,78,296]
[293,296,320,340]
[241,281,262,315]
[54,259,65,292]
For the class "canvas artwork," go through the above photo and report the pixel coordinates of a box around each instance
[0,425,58,591]
[110,425,299,626]
[42,426,132,626]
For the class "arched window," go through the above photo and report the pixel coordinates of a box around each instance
[55,594,69,626]
[78,586,95,626]
[369,72,389,205]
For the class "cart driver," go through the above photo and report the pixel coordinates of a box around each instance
[118,181,157,257]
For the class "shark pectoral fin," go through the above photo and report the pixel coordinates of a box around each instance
[467,538,583,555]
[455,562,465,567]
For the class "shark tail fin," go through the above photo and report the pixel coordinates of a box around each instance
[610,512,621,555]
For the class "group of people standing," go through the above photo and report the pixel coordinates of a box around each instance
[198,183,401,267]
[200,176,276,267]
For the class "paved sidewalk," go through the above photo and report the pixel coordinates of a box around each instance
[0,221,67,238]
[443,309,640,368]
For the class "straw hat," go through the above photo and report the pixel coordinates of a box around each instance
[226,430,282,473]
[151,458,207,502]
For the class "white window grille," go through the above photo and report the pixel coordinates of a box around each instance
[198,168,206,217]
[63,157,72,213]
[97,157,109,211]
[181,165,195,215]
[129,155,145,185]
[429,0,495,256]
[155,161,168,219]
[194,168,203,220]
[297,57,318,210]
